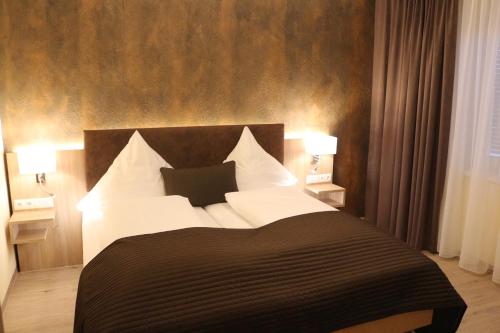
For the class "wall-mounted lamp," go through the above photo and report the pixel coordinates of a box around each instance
[17,146,57,195]
[304,134,337,174]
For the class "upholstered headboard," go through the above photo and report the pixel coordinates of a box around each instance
[84,124,284,191]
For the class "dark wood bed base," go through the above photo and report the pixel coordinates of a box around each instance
[333,310,433,333]
[83,124,435,332]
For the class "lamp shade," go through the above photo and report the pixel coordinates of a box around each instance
[304,134,337,155]
[17,146,57,175]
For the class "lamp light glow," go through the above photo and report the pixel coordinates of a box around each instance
[304,135,337,155]
[17,146,57,177]
[304,134,338,175]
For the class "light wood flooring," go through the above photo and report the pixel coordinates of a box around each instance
[2,266,81,333]
[425,253,500,333]
[2,255,499,332]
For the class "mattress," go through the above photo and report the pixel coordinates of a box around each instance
[82,201,253,264]
[83,194,337,265]
[82,196,207,265]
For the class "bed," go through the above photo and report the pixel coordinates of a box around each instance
[75,124,466,333]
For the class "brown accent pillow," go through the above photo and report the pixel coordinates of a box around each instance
[160,161,238,207]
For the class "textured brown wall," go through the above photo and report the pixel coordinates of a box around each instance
[0,0,373,215]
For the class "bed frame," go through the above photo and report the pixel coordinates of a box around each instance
[83,123,433,332]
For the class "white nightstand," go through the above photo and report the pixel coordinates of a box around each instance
[305,183,346,208]
[9,208,55,245]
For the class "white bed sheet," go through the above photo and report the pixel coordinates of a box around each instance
[83,189,337,265]
[82,195,204,265]
[193,207,220,228]
[225,187,337,227]
[204,203,254,229]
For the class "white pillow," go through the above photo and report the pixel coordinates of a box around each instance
[224,127,297,190]
[77,131,172,212]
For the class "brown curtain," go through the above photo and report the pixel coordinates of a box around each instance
[366,0,458,251]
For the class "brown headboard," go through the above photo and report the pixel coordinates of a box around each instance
[84,124,284,191]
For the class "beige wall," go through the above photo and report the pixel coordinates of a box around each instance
[0,0,374,215]
[0,119,15,305]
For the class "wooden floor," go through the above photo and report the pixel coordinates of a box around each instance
[425,253,500,333]
[2,266,81,333]
[1,255,500,332]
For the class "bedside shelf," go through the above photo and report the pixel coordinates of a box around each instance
[305,183,346,208]
[9,208,55,245]
[9,209,55,224]
[13,228,49,244]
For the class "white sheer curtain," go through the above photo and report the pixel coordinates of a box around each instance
[439,0,500,283]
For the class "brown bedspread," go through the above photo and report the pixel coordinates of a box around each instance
[74,211,466,333]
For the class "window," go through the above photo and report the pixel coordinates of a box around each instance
[493,48,500,156]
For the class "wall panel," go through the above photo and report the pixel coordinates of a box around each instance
[6,151,85,271]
